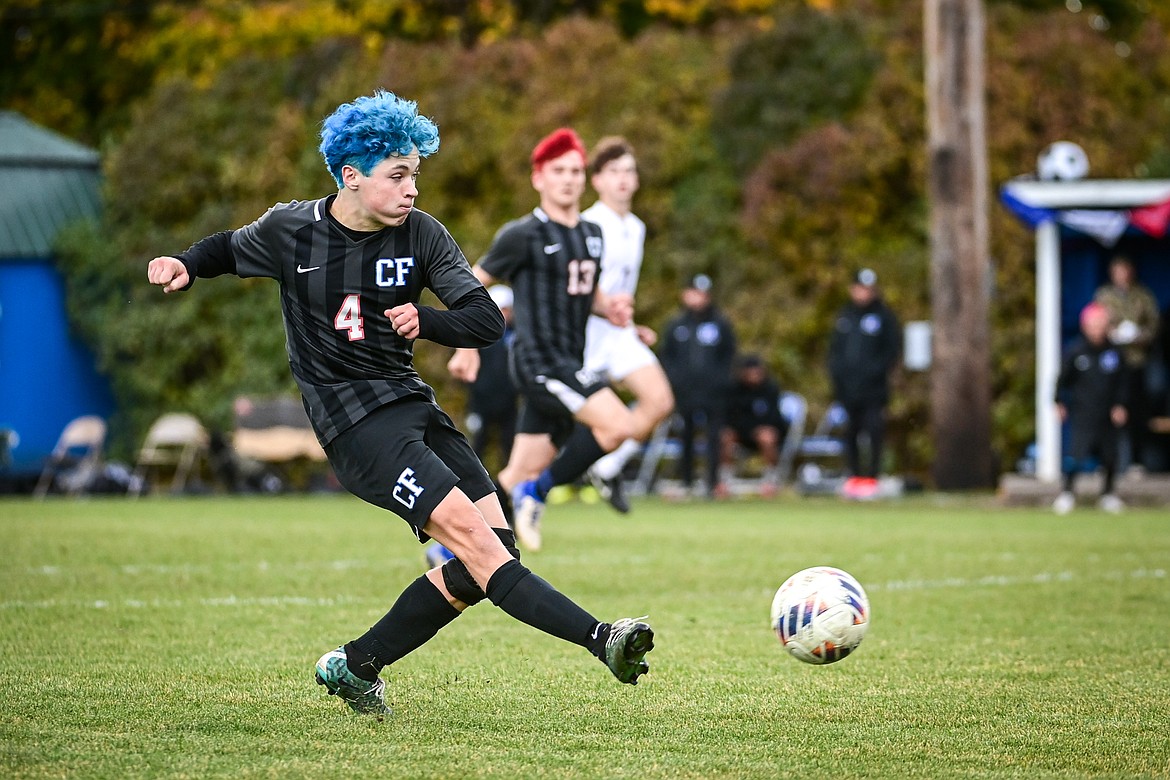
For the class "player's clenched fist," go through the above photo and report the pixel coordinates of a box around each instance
[385,303,420,340]
[147,256,190,293]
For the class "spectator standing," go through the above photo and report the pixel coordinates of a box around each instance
[1053,302,1129,514]
[1093,254,1160,470]
[827,268,901,500]
[581,136,675,513]
[720,353,788,497]
[659,274,737,498]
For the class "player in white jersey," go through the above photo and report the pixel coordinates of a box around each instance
[580,137,674,512]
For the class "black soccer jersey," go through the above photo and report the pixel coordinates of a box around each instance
[185,197,486,445]
[478,208,603,381]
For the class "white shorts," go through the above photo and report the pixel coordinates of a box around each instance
[584,316,659,383]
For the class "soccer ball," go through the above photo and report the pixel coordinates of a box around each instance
[770,566,870,665]
[1036,141,1089,182]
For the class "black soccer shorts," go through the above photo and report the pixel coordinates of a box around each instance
[514,363,610,447]
[324,396,496,542]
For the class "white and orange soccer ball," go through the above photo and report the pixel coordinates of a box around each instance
[770,566,870,665]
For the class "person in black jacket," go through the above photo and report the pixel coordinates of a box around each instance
[827,268,901,499]
[1053,302,1129,515]
[720,353,788,497]
[659,274,737,498]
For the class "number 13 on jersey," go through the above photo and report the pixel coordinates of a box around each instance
[567,258,597,295]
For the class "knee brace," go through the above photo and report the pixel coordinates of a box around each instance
[439,527,522,606]
[441,557,485,605]
[494,527,521,562]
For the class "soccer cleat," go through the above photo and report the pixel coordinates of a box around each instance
[1052,491,1075,515]
[589,469,630,514]
[1097,493,1125,514]
[511,480,544,552]
[604,617,655,685]
[314,647,391,719]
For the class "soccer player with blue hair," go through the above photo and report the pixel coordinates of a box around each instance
[147,91,654,718]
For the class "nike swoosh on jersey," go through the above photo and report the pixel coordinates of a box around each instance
[296,264,321,273]
[543,244,561,254]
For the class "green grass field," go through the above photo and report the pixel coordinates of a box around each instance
[2,493,1167,779]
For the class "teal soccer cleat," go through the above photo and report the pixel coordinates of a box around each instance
[314,647,391,719]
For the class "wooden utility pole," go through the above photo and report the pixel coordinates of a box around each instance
[925,0,995,488]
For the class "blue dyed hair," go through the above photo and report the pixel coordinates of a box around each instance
[318,90,440,187]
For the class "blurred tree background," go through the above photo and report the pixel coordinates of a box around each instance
[4,0,1169,480]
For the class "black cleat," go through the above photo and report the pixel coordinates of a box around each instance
[589,471,630,515]
[604,618,654,684]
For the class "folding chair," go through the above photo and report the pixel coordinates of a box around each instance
[776,392,809,486]
[34,415,107,498]
[132,413,209,496]
[793,402,850,493]
[800,402,849,460]
[630,415,683,496]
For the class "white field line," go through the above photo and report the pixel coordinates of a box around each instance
[25,559,377,577]
[0,566,1165,612]
[0,594,379,610]
[873,567,1165,591]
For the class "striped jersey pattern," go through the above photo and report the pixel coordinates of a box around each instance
[478,208,604,381]
[230,197,481,444]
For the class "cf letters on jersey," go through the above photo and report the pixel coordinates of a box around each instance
[376,257,415,287]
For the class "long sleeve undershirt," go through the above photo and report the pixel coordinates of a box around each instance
[174,229,502,349]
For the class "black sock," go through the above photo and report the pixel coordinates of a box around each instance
[485,559,599,648]
[342,642,380,682]
[548,425,607,487]
[348,575,460,678]
[585,621,611,661]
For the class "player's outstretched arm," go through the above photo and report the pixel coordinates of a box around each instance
[147,231,238,293]
[147,256,190,294]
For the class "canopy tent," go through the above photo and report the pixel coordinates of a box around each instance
[1000,178,1170,481]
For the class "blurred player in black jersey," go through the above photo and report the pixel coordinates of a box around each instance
[147,93,653,719]
[448,128,648,552]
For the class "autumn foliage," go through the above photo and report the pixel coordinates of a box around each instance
[9,0,1168,477]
